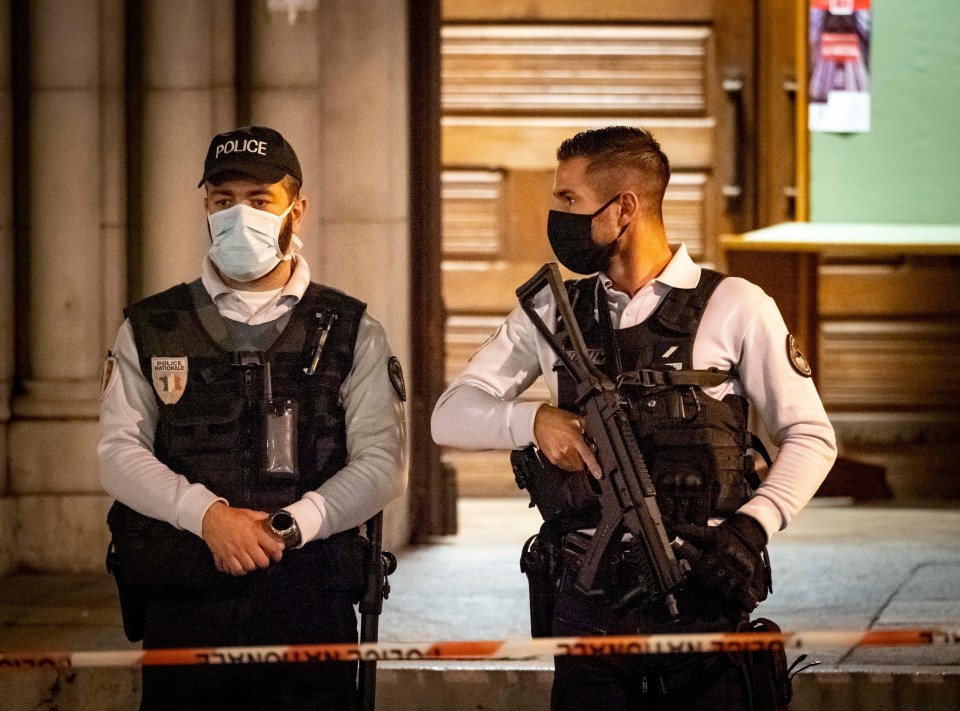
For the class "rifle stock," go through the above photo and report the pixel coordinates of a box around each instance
[516,264,686,616]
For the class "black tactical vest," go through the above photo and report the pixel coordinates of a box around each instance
[125,279,365,510]
[555,270,760,532]
[107,280,366,600]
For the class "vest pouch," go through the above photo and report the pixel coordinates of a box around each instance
[279,532,369,603]
[158,397,245,472]
[649,427,714,527]
[262,397,299,481]
[715,446,754,516]
[106,501,236,593]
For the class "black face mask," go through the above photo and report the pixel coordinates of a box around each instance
[547,193,627,275]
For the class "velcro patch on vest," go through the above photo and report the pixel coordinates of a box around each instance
[786,334,812,378]
[388,356,406,402]
[151,356,189,405]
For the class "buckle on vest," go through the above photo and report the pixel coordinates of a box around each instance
[678,387,702,422]
[230,351,262,367]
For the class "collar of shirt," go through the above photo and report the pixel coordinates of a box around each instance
[596,242,701,328]
[201,254,312,325]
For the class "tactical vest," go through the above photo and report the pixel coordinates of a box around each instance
[555,270,760,532]
[127,278,364,509]
[106,279,366,593]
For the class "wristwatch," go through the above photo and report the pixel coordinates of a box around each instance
[268,510,302,549]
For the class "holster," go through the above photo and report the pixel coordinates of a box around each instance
[519,528,560,638]
[105,540,147,643]
[739,617,792,710]
[511,446,566,521]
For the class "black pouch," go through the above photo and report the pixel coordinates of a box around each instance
[106,501,230,592]
[105,541,147,643]
[283,531,370,603]
[520,530,559,638]
[511,446,565,521]
[740,617,792,710]
[511,446,599,526]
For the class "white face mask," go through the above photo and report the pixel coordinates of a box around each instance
[207,201,302,282]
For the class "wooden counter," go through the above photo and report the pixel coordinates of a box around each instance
[718,222,960,499]
[719,222,960,387]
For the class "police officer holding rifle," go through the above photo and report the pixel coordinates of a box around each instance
[99,126,406,710]
[433,126,836,710]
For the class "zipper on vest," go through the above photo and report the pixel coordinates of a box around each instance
[240,365,256,509]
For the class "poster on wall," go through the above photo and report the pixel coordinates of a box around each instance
[809,0,872,133]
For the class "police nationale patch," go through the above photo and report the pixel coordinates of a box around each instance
[388,356,407,402]
[786,334,812,378]
[151,356,188,405]
[99,354,117,403]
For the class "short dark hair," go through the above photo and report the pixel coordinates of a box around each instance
[279,174,302,202]
[557,126,670,209]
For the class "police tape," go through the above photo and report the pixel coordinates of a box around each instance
[2,628,959,670]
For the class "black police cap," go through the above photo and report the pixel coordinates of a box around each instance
[198,126,302,188]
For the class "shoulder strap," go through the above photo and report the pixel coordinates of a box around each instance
[124,282,196,380]
[653,268,726,336]
[562,275,601,337]
[618,268,737,387]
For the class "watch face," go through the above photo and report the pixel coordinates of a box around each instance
[271,511,294,532]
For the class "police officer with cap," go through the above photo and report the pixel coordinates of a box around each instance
[99,126,407,710]
[432,126,836,710]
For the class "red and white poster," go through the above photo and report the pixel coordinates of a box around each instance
[809,0,872,133]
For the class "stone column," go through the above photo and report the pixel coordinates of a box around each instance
[9,0,111,571]
[247,2,323,268]
[138,0,234,297]
[319,0,411,547]
[0,0,15,574]
[248,0,412,546]
[100,1,128,352]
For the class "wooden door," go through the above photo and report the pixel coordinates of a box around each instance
[439,1,760,495]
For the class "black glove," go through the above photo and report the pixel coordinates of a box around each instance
[674,514,769,612]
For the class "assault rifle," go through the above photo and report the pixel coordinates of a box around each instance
[516,263,688,617]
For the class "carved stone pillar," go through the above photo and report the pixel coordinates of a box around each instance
[319,0,411,547]
[247,2,322,268]
[9,0,117,571]
[138,0,235,297]
[0,0,15,574]
[247,0,411,546]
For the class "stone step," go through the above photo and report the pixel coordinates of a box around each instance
[2,664,960,711]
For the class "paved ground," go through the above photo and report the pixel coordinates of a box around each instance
[383,497,960,671]
[1,497,959,710]
[3,497,958,668]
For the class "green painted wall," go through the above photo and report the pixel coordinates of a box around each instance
[810,1,960,223]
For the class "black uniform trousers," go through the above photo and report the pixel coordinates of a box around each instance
[551,568,752,711]
[140,550,358,711]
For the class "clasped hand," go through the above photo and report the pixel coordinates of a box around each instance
[201,501,285,576]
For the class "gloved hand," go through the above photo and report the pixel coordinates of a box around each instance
[674,514,769,612]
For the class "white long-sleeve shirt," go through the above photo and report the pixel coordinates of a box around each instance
[98,255,406,545]
[432,243,836,539]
